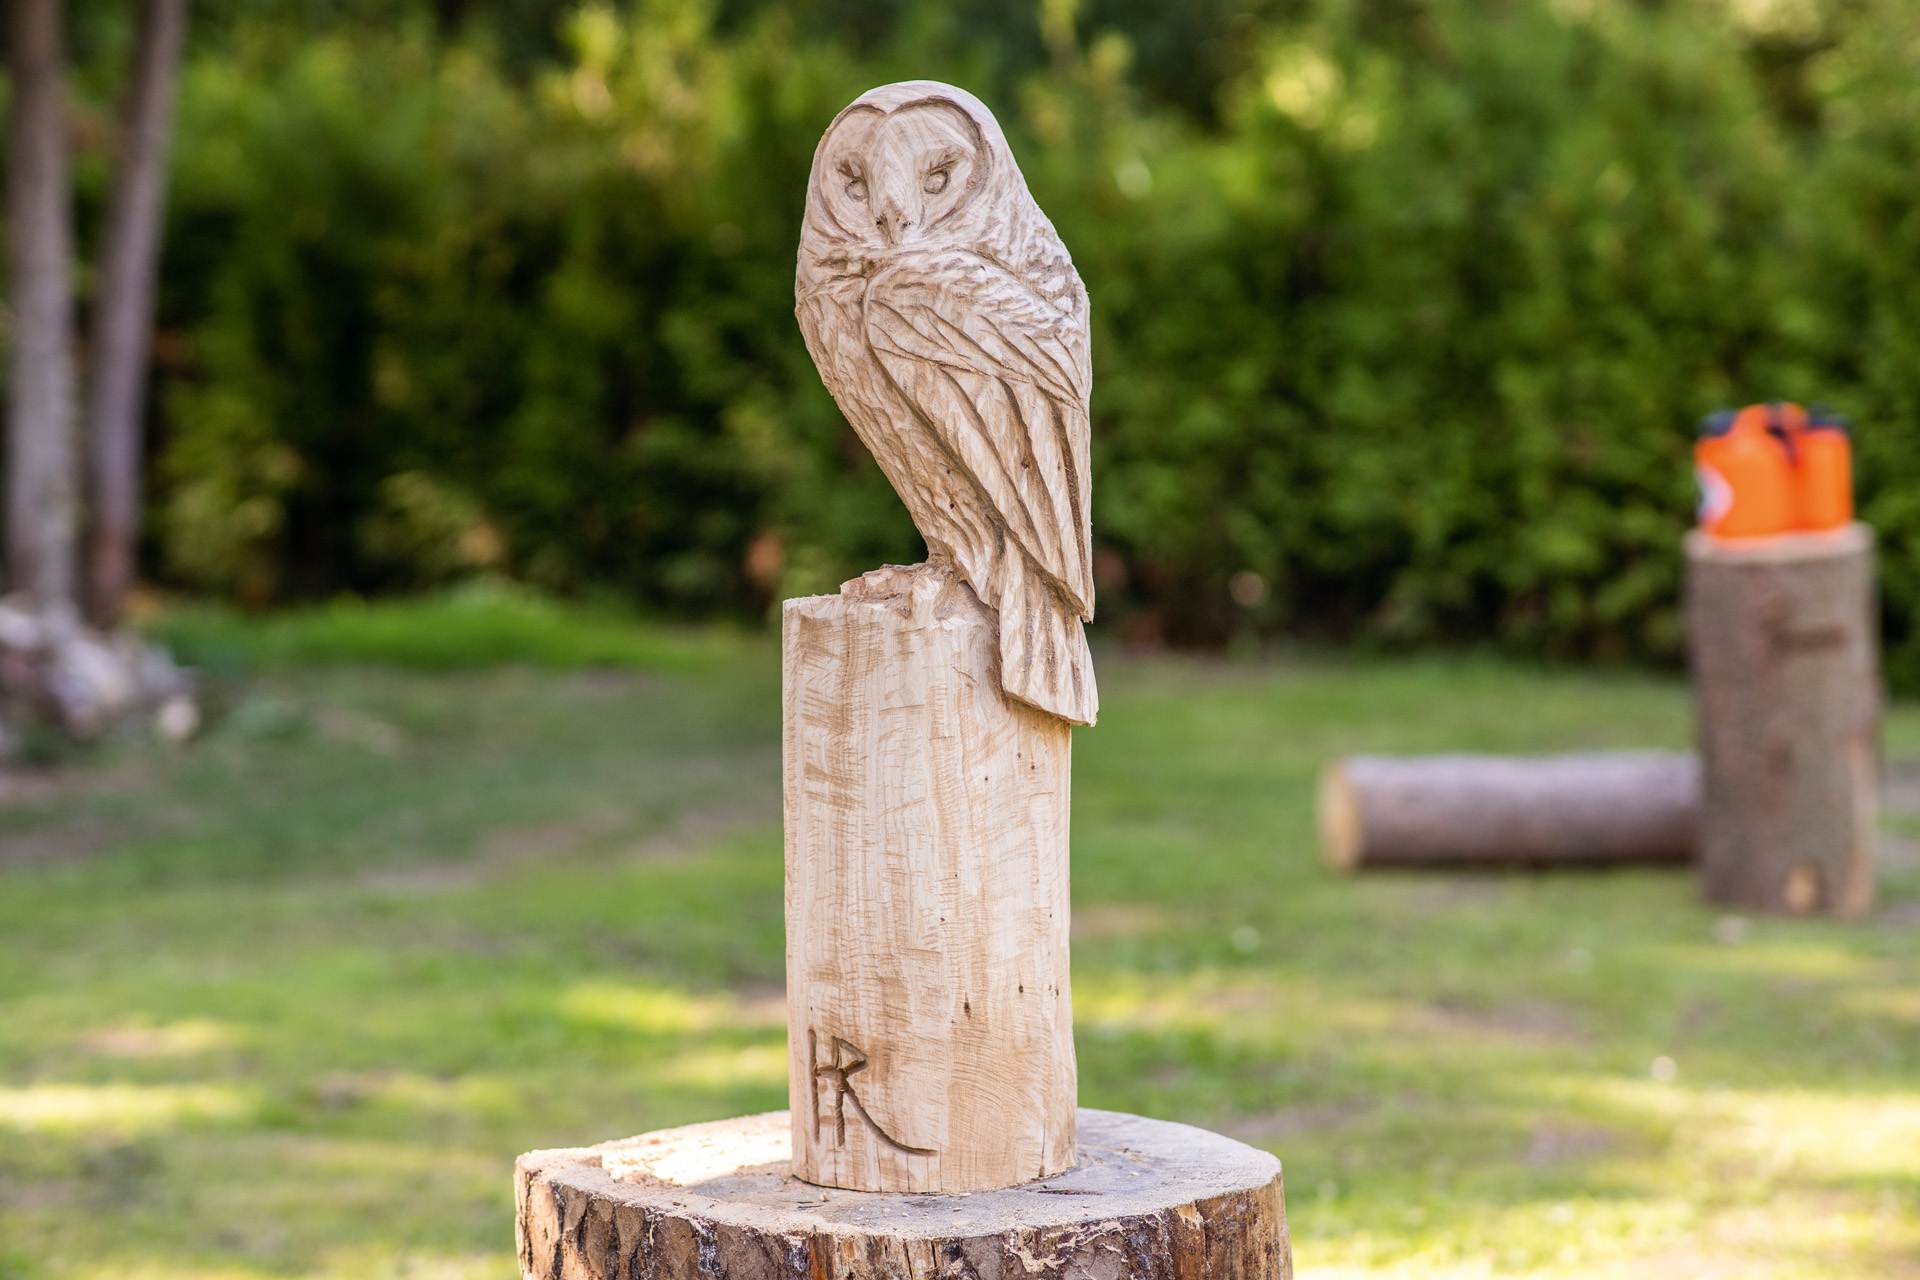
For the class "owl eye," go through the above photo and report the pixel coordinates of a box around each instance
[923,167,951,195]
[845,176,867,201]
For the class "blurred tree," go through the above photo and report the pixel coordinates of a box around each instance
[6,0,81,611]
[87,0,192,626]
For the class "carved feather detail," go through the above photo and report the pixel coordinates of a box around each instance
[796,81,1098,726]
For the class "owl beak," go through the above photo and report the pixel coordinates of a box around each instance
[874,195,913,245]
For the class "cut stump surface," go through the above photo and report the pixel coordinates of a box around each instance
[516,1108,1290,1280]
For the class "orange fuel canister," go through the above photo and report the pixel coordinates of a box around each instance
[1797,408,1853,531]
[1695,404,1797,539]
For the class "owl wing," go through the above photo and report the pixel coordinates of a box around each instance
[863,249,1094,618]
[797,286,876,433]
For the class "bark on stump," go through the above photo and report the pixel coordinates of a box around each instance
[515,1109,1291,1280]
[783,563,1075,1194]
[1319,752,1698,870]
[1685,525,1880,916]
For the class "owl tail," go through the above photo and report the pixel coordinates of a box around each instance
[993,562,1098,728]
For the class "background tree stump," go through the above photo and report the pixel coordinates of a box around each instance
[1685,525,1879,916]
[516,1109,1291,1280]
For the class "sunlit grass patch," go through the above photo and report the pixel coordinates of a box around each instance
[1691,1089,1920,1183]
[1077,969,1416,1044]
[1657,940,1886,981]
[644,1043,787,1090]
[0,1083,257,1134]
[1304,1191,1701,1278]
[557,982,781,1035]
[303,1072,525,1122]
[1841,984,1920,1026]
[78,1020,245,1059]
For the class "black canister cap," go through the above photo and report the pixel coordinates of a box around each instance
[1698,408,1737,437]
[1807,403,1851,433]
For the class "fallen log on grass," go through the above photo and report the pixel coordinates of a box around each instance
[1319,751,1699,870]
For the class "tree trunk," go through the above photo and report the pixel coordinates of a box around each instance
[1686,526,1879,916]
[517,1109,1292,1280]
[783,563,1076,1195]
[6,0,79,610]
[1319,752,1699,870]
[86,0,190,627]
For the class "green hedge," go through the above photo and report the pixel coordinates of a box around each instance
[105,0,1920,681]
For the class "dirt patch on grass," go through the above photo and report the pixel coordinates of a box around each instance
[567,668,659,695]
[360,811,630,893]
[0,815,130,868]
[1882,759,1920,815]
[1221,1099,1373,1145]
[1401,876,1508,913]
[1880,898,1920,928]
[359,801,776,895]
[1420,997,1589,1046]
[1526,1119,1620,1165]
[0,758,162,867]
[78,1021,241,1059]
[0,756,156,803]
[1071,904,1171,940]
[632,799,777,861]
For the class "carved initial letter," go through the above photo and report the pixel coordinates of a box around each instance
[809,1029,935,1157]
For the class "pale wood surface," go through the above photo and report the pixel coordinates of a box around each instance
[516,1108,1292,1280]
[1686,525,1879,916]
[784,564,1075,1193]
[796,80,1096,726]
[1319,752,1698,870]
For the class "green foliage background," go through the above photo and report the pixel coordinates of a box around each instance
[44,0,1920,679]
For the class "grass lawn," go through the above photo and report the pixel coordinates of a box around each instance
[2,597,1918,1278]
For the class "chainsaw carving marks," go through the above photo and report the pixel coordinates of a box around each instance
[783,566,1077,1193]
[808,1030,935,1157]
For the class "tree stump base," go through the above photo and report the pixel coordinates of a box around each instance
[515,1108,1291,1280]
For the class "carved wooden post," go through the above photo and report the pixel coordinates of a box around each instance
[784,564,1075,1194]
[514,78,1290,1278]
[784,78,1100,1194]
[1686,525,1879,916]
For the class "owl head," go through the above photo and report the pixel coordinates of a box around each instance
[798,82,1072,296]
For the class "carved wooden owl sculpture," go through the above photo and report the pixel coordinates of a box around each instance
[796,81,1097,727]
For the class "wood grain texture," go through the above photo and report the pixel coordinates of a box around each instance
[796,80,1096,726]
[1319,752,1698,870]
[784,563,1075,1193]
[515,1109,1291,1280]
[1685,525,1880,916]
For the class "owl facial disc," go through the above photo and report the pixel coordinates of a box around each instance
[817,99,986,248]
